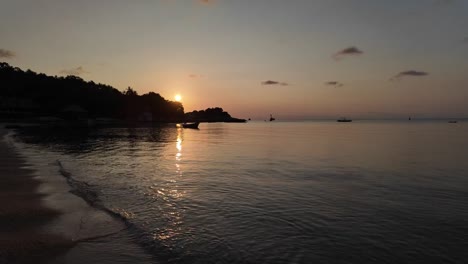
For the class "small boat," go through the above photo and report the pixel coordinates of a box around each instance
[448,120,458,123]
[337,117,352,122]
[269,114,275,122]
[182,122,200,129]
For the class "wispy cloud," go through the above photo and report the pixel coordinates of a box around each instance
[197,0,216,5]
[60,66,89,76]
[189,74,203,78]
[0,49,15,59]
[261,80,289,86]
[390,70,429,81]
[325,81,344,88]
[333,46,363,61]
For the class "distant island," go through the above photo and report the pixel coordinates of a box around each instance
[0,62,245,124]
[185,107,246,123]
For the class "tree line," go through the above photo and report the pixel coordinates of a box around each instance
[0,62,184,121]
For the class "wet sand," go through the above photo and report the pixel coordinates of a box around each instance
[1,127,154,264]
[0,128,75,263]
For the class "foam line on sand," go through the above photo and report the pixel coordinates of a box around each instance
[0,128,76,263]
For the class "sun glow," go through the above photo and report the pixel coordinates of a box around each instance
[175,94,182,102]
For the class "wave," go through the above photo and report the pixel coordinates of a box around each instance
[55,160,187,263]
[56,160,99,206]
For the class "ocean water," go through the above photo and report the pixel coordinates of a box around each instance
[12,121,468,263]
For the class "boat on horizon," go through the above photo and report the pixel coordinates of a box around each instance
[181,122,200,129]
[269,114,275,122]
[337,117,352,122]
[448,120,458,123]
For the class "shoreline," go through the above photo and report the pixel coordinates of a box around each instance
[1,127,154,264]
[0,128,74,263]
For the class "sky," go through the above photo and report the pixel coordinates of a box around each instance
[1,0,468,119]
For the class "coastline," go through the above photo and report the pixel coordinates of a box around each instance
[0,127,154,264]
[0,128,73,263]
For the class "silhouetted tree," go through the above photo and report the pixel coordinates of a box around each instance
[185,107,245,122]
[0,62,184,121]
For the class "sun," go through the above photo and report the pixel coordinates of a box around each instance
[174,94,182,102]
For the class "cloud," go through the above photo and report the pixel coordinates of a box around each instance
[333,46,363,60]
[60,66,89,76]
[0,49,15,59]
[390,70,429,81]
[189,74,202,78]
[261,80,289,86]
[197,0,216,5]
[325,81,344,88]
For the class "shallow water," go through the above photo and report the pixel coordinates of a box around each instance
[13,121,468,263]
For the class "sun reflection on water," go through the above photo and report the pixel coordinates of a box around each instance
[176,128,183,163]
[175,128,184,178]
[149,127,187,244]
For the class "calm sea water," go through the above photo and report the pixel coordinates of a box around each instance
[13,121,468,263]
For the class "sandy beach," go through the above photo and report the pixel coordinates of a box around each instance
[0,127,153,264]
[0,128,74,263]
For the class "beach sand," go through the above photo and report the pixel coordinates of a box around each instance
[0,128,154,264]
[0,128,74,263]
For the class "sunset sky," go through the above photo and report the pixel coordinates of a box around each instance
[1,0,468,119]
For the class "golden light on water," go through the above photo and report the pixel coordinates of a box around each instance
[176,128,183,168]
[174,94,182,102]
[176,129,182,158]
